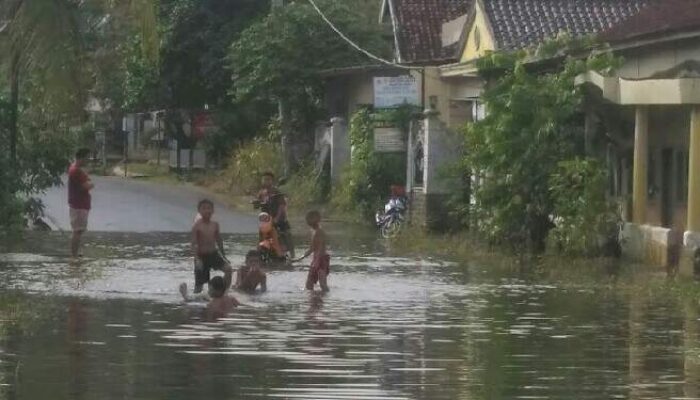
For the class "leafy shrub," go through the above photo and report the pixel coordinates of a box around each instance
[222,136,283,195]
[458,37,620,252]
[0,93,78,233]
[331,107,408,218]
[549,158,621,256]
[281,160,329,209]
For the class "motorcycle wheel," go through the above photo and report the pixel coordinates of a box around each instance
[380,218,402,239]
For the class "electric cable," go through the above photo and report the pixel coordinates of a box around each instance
[305,0,421,71]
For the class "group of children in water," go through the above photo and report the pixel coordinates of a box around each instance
[180,173,329,311]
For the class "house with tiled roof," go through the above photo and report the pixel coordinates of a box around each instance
[320,0,700,239]
[441,0,650,76]
[379,0,473,64]
[321,0,475,226]
[574,0,700,273]
[324,0,474,120]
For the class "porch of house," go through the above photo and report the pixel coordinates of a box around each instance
[580,71,700,275]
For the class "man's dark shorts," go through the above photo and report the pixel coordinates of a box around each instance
[195,252,227,287]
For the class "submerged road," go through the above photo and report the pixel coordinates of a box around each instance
[40,175,258,233]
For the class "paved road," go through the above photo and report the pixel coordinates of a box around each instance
[41,176,258,233]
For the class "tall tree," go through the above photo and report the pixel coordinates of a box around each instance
[159,0,269,110]
[0,0,159,167]
[229,0,390,173]
[1,0,84,165]
[0,0,159,229]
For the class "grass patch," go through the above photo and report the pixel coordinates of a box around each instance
[386,227,676,288]
[121,162,169,177]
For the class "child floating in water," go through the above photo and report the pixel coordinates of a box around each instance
[191,199,233,293]
[258,212,286,261]
[179,271,240,316]
[235,250,268,293]
[294,210,330,292]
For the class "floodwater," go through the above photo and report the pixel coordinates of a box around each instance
[0,230,699,400]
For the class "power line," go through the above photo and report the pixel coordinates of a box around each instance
[305,0,420,71]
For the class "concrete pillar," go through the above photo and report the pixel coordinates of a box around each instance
[329,117,349,184]
[406,118,415,193]
[632,106,649,224]
[423,109,439,193]
[687,106,700,233]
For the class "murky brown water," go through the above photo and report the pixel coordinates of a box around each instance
[0,231,698,399]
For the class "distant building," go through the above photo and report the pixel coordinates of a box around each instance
[322,0,662,232]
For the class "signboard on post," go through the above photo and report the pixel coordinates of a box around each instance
[374,126,405,153]
[374,76,420,109]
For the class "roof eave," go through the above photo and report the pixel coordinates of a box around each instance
[320,64,406,78]
[604,28,700,53]
[440,59,481,77]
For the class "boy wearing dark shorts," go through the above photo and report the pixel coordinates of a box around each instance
[191,199,233,293]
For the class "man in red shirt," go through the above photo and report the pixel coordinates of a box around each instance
[68,148,94,257]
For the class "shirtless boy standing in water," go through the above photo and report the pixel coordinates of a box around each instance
[191,199,233,293]
[294,210,330,292]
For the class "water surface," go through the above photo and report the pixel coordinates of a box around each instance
[0,231,698,399]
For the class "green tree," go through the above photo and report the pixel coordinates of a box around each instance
[460,37,619,252]
[159,0,269,109]
[0,0,158,230]
[229,0,390,173]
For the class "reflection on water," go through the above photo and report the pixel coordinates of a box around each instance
[0,231,698,399]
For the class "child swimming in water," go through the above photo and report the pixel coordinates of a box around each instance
[179,271,240,316]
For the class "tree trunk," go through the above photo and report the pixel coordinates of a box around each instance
[9,51,20,168]
[279,99,292,177]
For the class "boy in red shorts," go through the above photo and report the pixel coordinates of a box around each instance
[294,210,329,292]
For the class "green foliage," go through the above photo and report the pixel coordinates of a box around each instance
[549,158,621,256]
[281,160,329,209]
[229,0,390,149]
[332,107,409,218]
[222,136,283,195]
[460,38,621,252]
[123,35,160,112]
[160,0,268,109]
[230,0,388,103]
[0,0,163,231]
[0,92,77,232]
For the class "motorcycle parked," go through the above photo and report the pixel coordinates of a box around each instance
[375,194,408,239]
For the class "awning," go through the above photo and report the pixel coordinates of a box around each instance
[576,70,700,105]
